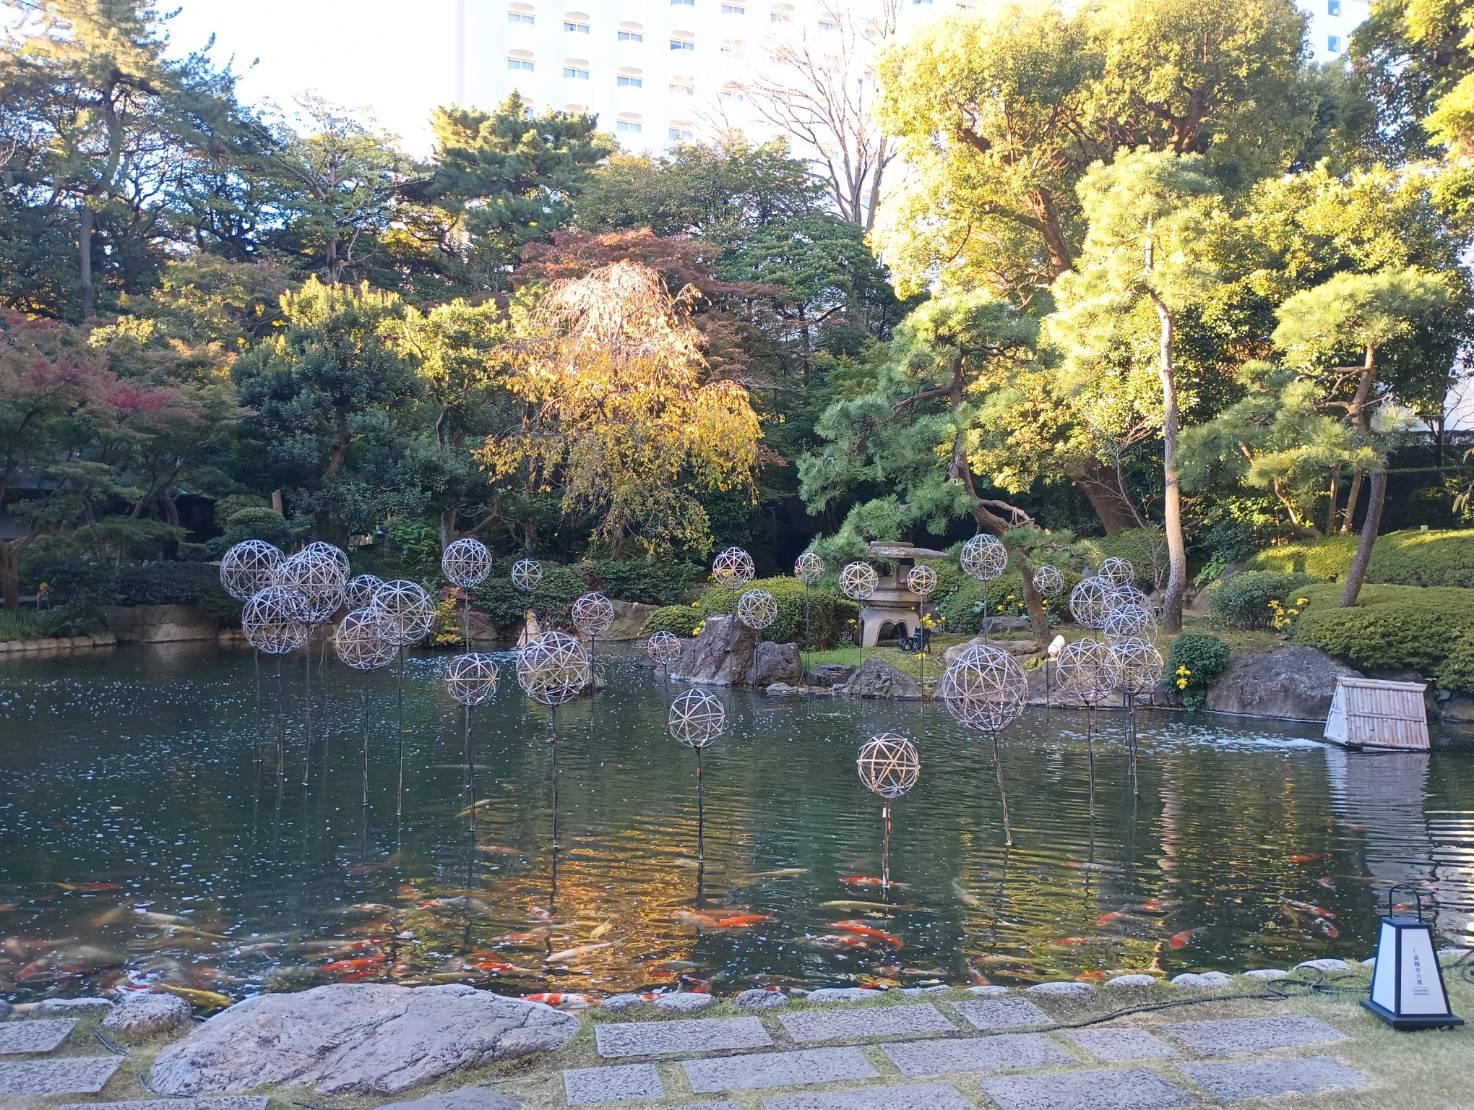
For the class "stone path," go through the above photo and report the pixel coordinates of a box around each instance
[551,992,1377,1108]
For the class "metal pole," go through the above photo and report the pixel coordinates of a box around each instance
[302,646,312,787]
[360,676,370,808]
[695,747,705,863]
[881,801,892,892]
[395,647,405,818]
[253,651,263,763]
[992,732,1012,848]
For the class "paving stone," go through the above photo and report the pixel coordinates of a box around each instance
[376,1088,519,1109]
[596,1016,773,1058]
[805,987,883,1004]
[980,1066,1192,1110]
[1241,969,1289,981]
[59,1100,269,1110]
[763,1081,973,1109]
[952,996,1055,1031]
[1105,975,1158,988]
[900,985,950,996]
[1179,1055,1367,1101]
[669,1104,740,1110]
[777,1003,955,1043]
[1164,1014,1346,1056]
[602,993,649,1013]
[1028,981,1095,997]
[655,992,714,1014]
[736,988,791,1010]
[881,1033,1073,1077]
[1064,1027,1179,1061]
[1294,958,1352,973]
[30,997,114,1016]
[964,985,1011,996]
[1169,972,1231,991]
[564,1062,664,1104]
[0,1018,76,1054]
[0,1056,123,1096]
[683,1047,878,1093]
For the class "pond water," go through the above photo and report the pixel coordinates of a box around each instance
[2,643,1472,1008]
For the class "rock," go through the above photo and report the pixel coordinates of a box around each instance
[748,641,802,687]
[1294,958,1351,973]
[673,615,755,685]
[1441,696,1474,722]
[31,998,114,1016]
[102,992,191,1040]
[804,664,854,687]
[1105,975,1158,988]
[105,604,219,644]
[601,994,648,1013]
[1170,972,1232,990]
[764,682,809,696]
[0,999,11,1020]
[1028,981,1094,998]
[842,658,922,700]
[734,988,790,1010]
[378,1088,520,1109]
[605,600,658,642]
[805,987,883,1004]
[1243,969,1290,982]
[1206,647,1361,721]
[965,985,1011,997]
[653,992,713,1014]
[149,983,576,1097]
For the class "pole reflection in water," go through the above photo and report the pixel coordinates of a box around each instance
[1,643,1473,1006]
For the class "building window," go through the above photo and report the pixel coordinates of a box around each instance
[618,29,642,41]
[564,20,589,33]
[722,3,745,12]
[720,83,745,103]
[1327,34,1341,52]
[618,73,643,88]
[818,18,840,31]
[509,11,535,25]
[720,39,744,56]
[563,65,590,79]
[669,125,694,141]
[617,119,642,134]
[1328,0,1341,13]
[507,55,535,72]
[670,37,695,51]
[672,0,694,5]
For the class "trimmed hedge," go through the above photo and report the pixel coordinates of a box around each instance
[1080,529,1167,589]
[642,576,858,649]
[1166,631,1231,712]
[643,605,703,637]
[934,567,1081,635]
[1289,582,1474,673]
[1207,570,1316,630]
[1434,629,1474,695]
[20,558,239,622]
[472,561,585,632]
[580,559,702,606]
[1247,529,1474,588]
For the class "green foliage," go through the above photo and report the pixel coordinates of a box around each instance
[693,577,858,649]
[933,568,1079,635]
[1166,632,1232,711]
[20,557,238,623]
[1434,627,1474,693]
[1078,529,1167,589]
[642,605,704,638]
[1246,529,1474,586]
[471,562,584,633]
[1289,582,1474,672]
[1207,570,1318,629]
[582,560,701,606]
[0,606,96,640]
[219,507,294,551]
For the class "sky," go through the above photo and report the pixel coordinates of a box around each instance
[162,0,462,155]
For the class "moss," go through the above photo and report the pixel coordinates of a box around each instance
[1247,528,1474,588]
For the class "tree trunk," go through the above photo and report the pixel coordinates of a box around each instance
[1013,552,1051,647]
[78,205,95,320]
[1340,469,1386,607]
[1151,296,1187,633]
[0,542,18,611]
[1340,467,1363,534]
[439,506,458,549]
[1324,471,1338,538]
[1068,460,1140,533]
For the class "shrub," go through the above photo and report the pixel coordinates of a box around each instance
[582,559,701,605]
[1434,629,1474,695]
[934,567,1079,635]
[472,561,584,633]
[642,604,705,637]
[0,608,93,640]
[1206,570,1316,630]
[1080,529,1167,589]
[1289,583,1474,674]
[696,576,858,649]
[1165,632,1232,712]
[1246,529,1474,588]
[219,507,294,551]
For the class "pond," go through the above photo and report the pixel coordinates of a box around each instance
[1,643,1471,1008]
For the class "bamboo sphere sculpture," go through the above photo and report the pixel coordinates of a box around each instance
[301,540,351,579]
[1098,556,1135,588]
[273,547,346,624]
[371,579,436,647]
[516,631,590,707]
[1032,564,1065,599]
[572,592,615,637]
[1112,637,1164,697]
[1108,583,1149,611]
[511,558,543,593]
[667,687,727,749]
[345,573,384,611]
[907,564,937,597]
[938,643,1028,732]
[242,585,310,655]
[712,546,756,587]
[960,533,1007,582]
[839,561,879,601]
[446,652,500,706]
[1102,603,1154,643]
[647,630,681,665]
[857,733,920,799]
[442,537,492,588]
[1054,638,1120,706]
[794,550,824,585]
[737,588,779,630]
[1068,576,1114,630]
[220,539,284,602]
[334,607,398,671]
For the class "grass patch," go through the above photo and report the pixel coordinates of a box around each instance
[802,635,976,688]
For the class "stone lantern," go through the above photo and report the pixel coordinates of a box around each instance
[857,541,947,648]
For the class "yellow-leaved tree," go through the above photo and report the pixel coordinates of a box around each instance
[481,261,761,557]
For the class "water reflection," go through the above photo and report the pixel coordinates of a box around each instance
[1,643,1472,1006]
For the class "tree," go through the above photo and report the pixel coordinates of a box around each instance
[740,1,898,230]
[1272,269,1459,605]
[798,293,1057,646]
[1350,0,1474,161]
[1049,150,1226,631]
[481,262,761,557]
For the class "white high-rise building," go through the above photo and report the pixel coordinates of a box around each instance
[1305,0,1371,63]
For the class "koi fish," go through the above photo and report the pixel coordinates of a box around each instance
[1064,861,1107,872]
[682,977,711,994]
[467,960,525,975]
[476,845,526,856]
[1282,899,1336,919]
[808,933,871,949]
[839,875,907,889]
[831,921,903,947]
[1136,900,1168,913]
[546,942,615,964]
[456,799,497,816]
[716,914,774,928]
[746,868,809,879]
[527,905,554,922]
[1317,919,1340,938]
[159,984,233,1010]
[133,909,190,925]
[589,922,614,939]
[1288,853,1328,864]
[1095,910,1126,927]
[673,910,723,928]
[966,963,990,986]
[1077,970,1108,981]
[520,992,589,1009]
[321,956,385,981]
[1168,928,1203,950]
[0,903,17,912]
[821,900,918,912]
[495,932,544,947]
[46,881,123,892]
[1315,877,1337,892]
[1051,937,1091,947]
[951,879,983,908]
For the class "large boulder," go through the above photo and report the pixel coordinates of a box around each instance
[671,615,800,686]
[605,600,658,642]
[843,657,923,699]
[102,991,191,1040]
[106,604,218,644]
[149,983,576,1097]
[749,641,802,686]
[1206,646,1361,721]
[805,663,854,687]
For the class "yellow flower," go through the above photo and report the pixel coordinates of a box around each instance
[1176,678,1189,689]
[691,601,699,607]
[1296,597,1309,606]
[995,604,1004,612]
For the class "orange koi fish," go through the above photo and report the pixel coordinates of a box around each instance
[716,914,774,928]
[321,956,385,981]
[1051,936,1091,947]
[673,909,723,928]
[1077,970,1108,981]
[839,875,907,889]
[520,992,589,1008]
[1317,919,1340,938]
[1288,853,1328,864]
[1095,910,1126,927]
[831,921,904,947]
[1168,928,1203,950]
